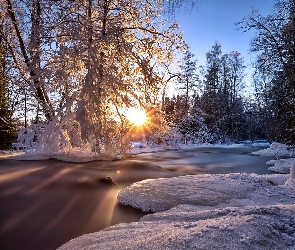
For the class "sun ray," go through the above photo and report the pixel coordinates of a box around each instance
[125,108,147,126]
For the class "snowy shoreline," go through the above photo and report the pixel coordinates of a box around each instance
[252,143,295,174]
[57,145,295,250]
[58,172,295,250]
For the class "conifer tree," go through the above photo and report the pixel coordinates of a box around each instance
[177,50,199,144]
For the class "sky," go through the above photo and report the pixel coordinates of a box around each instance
[174,0,277,90]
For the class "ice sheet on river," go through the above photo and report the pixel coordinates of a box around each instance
[58,173,295,250]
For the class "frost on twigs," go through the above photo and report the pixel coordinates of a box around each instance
[2,0,186,158]
[16,114,80,154]
[13,114,120,161]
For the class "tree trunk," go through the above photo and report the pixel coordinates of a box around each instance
[5,0,53,121]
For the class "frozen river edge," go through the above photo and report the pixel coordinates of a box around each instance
[58,173,295,250]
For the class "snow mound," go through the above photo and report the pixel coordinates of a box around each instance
[251,147,289,157]
[10,148,117,162]
[58,204,295,250]
[252,143,293,157]
[267,159,295,174]
[270,142,289,149]
[118,173,295,212]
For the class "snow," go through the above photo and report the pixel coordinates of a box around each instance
[118,173,295,212]
[2,143,247,162]
[9,147,117,162]
[267,159,295,174]
[251,142,294,157]
[58,173,295,250]
[58,204,295,250]
[251,142,295,174]
[3,143,295,249]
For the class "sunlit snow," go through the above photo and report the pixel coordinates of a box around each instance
[58,171,295,250]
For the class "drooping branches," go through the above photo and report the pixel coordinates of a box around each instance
[1,0,186,153]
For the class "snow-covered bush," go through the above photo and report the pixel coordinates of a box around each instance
[148,127,182,149]
[17,117,75,154]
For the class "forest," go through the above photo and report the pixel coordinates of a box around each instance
[0,0,295,153]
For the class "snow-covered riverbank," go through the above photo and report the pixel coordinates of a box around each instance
[59,172,295,250]
[57,144,295,250]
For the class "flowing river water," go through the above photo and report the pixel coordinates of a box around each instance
[0,146,274,250]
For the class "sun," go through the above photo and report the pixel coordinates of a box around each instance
[125,107,147,126]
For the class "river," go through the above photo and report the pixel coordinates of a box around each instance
[0,146,273,250]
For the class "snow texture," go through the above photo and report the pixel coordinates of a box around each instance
[10,147,117,162]
[251,142,294,157]
[252,142,295,174]
[267,159,295,174]
[58,204,295,250]
[58,173,295,250]
[117,173,295,212]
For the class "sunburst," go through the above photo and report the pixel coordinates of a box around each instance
[125,108,147,126]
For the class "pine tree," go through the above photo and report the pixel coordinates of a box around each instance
[200,42,246,143]
[177,50,199,144]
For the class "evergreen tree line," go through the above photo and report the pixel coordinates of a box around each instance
[163,43,247,144]
[163,0,295,145]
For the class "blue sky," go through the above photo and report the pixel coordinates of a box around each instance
[174,0,276,88]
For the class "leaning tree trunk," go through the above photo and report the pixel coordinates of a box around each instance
[5,0,53,121]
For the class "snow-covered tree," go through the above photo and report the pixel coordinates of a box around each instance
[1,0,186,154]
[1,0,54,121]
[240,0,295,143]
[200,42,246,143]
[176,50,199,143]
